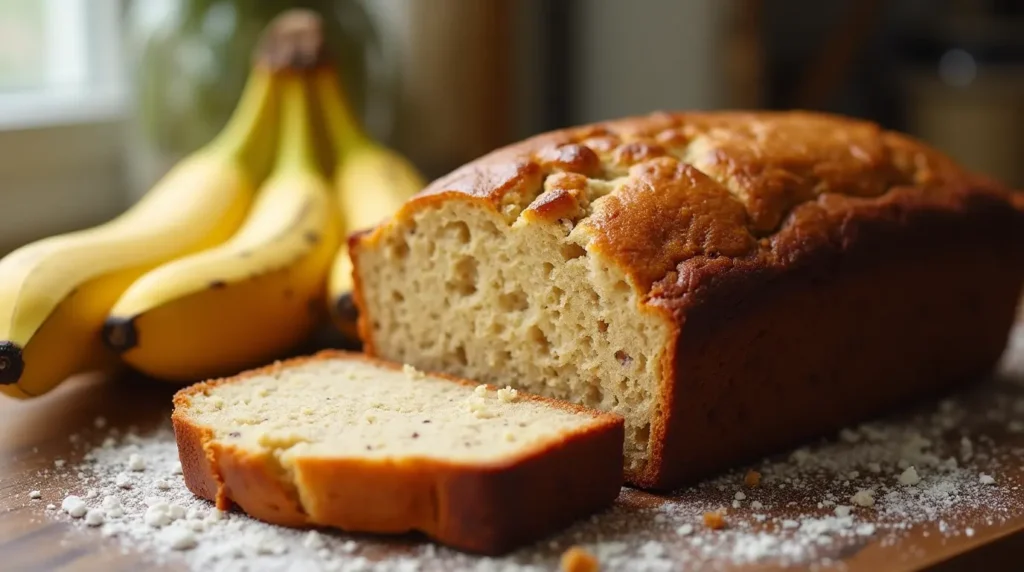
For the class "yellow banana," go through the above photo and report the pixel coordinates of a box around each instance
[0,65,278,399]
[103,73,339,382]
[313,68,426,341]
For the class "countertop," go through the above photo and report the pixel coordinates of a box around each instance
[3,323,1024,571]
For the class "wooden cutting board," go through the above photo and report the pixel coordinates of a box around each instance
[3,327,1024,571]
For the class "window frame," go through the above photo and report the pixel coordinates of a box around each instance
[0,0,127,252]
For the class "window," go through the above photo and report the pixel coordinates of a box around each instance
[0,0,126,251]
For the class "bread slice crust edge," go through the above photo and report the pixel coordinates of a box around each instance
[171,350,625,555]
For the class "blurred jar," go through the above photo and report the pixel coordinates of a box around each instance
[122,0,396,198]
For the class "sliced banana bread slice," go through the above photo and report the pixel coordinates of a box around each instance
[171,351,624,555]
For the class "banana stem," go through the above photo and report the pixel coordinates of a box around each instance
[315,69,371,156]
[274,74,318,175]
[207,66,275,161]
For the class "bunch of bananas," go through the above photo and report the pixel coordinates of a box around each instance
[0,10,424,399]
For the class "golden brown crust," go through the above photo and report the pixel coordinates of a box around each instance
[170,417,222,506]
[361,111,1018,296]
[350,110,1024,489]
[583,158,756,291]
[171,351,624,555]
[647,206,1024,488]
[345,236,377,357]
[521,172,591,223]
[212,442,310,526]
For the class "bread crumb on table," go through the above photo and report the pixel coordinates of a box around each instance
[703,511,727,530]
[560,545,599,572]
[744,470,761,487]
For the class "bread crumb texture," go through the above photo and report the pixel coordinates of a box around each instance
[357,188,668,475]
[181,357,603,465]
[703,511,727,530]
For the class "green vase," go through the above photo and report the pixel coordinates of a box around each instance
[123,0,394,195]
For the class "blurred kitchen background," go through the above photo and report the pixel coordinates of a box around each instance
[1,0,1022,254]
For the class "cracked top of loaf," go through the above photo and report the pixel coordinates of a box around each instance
[374,111,1024,309]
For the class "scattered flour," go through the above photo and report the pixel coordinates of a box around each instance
[61,495,87,518]
[85,508,105,527]
[21,324,1024,571]
[898,466,922,486]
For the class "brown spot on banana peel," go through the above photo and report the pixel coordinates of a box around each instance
[331,292,360,343]
[0,341,25,385]
[334,291,358,325]
[210,280,227,289]
[102,317,139,353]
[307,297,323,316]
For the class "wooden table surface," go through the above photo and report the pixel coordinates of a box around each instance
[3,325,1024,571]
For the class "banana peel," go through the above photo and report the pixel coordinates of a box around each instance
[0,63,279,399]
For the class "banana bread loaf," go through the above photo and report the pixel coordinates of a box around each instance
[349,111,1024,489]
[172,352,623,555]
